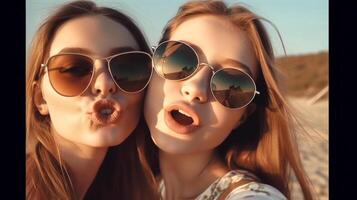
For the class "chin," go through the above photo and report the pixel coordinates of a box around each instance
[87,136,129,148]
[89,126,133,147]
[151,133,196,154]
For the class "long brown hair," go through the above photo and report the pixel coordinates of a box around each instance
[152,0,315,199]
[26,1,157,199]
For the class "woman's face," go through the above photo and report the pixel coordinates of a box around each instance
[35,15,145,147]
[144,15,258,154]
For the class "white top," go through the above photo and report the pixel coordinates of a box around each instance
[159,170,287,200]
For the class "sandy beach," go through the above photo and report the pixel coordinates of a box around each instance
[288,97,328,200]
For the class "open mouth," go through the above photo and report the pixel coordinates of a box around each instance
[164,103,200,134]
[90,99,121,125]
[171,109,194,126]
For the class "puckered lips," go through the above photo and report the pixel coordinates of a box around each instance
[88,99,122,126]
[164,103,200,134]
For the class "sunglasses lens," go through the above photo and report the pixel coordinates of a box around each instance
[47,54,93,96]
[153,41,198,80]
[109,53,152,92]
[211,69,256,109]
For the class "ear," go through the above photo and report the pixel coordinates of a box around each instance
[233,103,257,129]
[33,81,49,115]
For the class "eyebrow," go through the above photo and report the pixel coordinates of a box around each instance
[219,59,253,76]
[58,46,137,56]
[58,47,93,55]
[174,40,253,76]
[108,47,137,55]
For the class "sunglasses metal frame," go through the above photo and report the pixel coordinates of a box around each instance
[152,40,260,109]
[40,51,153,97]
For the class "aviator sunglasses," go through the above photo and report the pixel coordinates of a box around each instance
[39,51,153,97]
[152,40,260,109]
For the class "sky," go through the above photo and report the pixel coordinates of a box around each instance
[26,0,328,57]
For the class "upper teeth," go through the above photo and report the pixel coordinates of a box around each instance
[101,108,113,115]
[178,109,191,117]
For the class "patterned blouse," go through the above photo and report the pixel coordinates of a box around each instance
[159,170,287,200]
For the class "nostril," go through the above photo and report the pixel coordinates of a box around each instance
[95,89,101,94]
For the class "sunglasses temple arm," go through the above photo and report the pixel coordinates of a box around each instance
[36,64,46,79]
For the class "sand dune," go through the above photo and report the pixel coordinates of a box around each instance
[287,97,328,200]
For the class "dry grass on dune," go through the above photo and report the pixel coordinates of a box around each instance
[274,52,329,199]
[275,51,328,98]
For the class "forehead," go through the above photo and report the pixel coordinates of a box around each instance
[170,15,258,78]
[49,15,139,57]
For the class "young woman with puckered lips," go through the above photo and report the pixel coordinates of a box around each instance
[144,0,316,199]
[26,1,158,199]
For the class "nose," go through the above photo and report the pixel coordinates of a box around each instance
[91,60,117,97]
[180,66,211,103]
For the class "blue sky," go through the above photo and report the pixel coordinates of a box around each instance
[26,0,328,57]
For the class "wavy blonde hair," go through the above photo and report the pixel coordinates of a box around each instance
[26,1,158,199]
[153,0,315,199]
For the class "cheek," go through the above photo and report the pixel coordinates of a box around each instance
[162,77,184,104]
[210,106,246,133]
[117,92,145,136]
[144,75,165,121]
[41,75,80,117]
[41,84,85,140]
[125,91,144,106]
[124,92,144,119]
[145,74,177,111]
[199,107,246,150]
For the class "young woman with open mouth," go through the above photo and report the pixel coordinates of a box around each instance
[26,1,158,199]
[144,0,315,199]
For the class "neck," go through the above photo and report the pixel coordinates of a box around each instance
[159,150,228,200]
[54,134,108,200]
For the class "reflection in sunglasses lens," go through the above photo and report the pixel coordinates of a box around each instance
[154,41,198,80]
[110,53,152,92]
[48,54,93,96]
[211,68,255,108]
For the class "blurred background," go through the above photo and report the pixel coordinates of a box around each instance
[26,0,329,199]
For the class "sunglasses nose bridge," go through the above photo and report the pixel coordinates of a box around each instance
[92,58,113,74]
[199,62,215,72]
[90,59,117,96]
[180,67,211,103]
